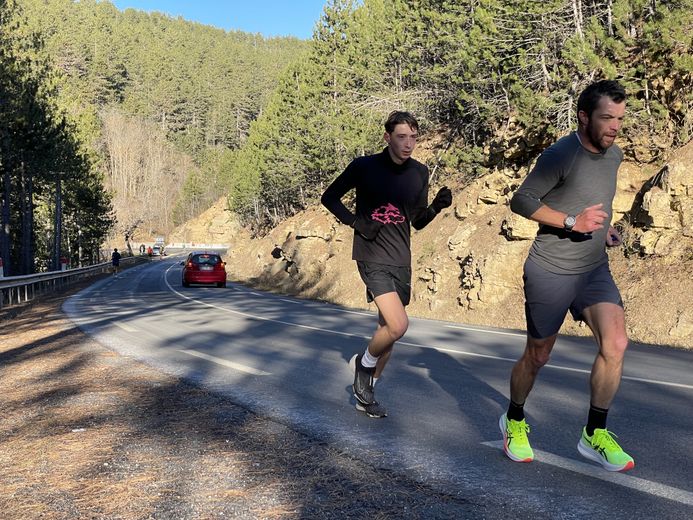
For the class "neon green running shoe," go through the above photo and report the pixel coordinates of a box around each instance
[578,427,635,472]
[499,413,534,462]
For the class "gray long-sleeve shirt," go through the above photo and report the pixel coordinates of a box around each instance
[510,133,622,274]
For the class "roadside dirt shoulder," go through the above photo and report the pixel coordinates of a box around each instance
[0,283,516,519]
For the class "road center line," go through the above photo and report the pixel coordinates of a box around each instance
[340,309,375,317]
[178,349,271,376]
[482,440,693,506]
[445,324,525,338]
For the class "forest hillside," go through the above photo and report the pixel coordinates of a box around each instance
[19,0,306,238]
[170,137,693,349]
[2,0,691,346]
[2,0,305,274]
[220,0,692,233]
[167,0,692,347]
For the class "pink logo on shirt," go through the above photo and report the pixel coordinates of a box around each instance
[371,203,405,225]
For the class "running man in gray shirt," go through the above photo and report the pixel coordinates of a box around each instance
[499,80,635,472]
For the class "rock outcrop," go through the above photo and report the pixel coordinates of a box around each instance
[171,142,693,350]
[627,140,693,258]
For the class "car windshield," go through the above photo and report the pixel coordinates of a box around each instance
[192,254,220,265]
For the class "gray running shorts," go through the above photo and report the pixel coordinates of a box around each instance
[523,258,623,339]
[356,261,411,306]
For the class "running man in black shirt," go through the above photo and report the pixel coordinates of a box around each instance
[321,111,452,417]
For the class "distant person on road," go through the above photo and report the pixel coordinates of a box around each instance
[111,248,121,275]
[321,111,452,418]
[500,80,634,472]
[139,243,146,255]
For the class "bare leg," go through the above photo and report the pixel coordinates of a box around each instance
[581,303,629,409]
[374,350,392,379]
[373,312,393,379]
[367,292,408,379]
[510,334,557,405]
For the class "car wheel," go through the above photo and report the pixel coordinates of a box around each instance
[217,281,226,288]
[182,279,190,287]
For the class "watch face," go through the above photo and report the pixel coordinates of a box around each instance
[565,215,576,228]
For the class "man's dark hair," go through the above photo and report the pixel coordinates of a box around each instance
[577,80,626,118]
[384,111,419,134]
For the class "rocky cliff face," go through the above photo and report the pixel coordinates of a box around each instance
[170,141,693,349]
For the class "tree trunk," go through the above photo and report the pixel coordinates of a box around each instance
[19,161,28,274]
[0,158,11,276]
[53,173,62,271]
[572,0,584,38]
[78,226,83,268]
[607,0,614,36]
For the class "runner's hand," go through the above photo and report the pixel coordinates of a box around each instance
[574,203,608,233]
[606,226,622,247]
[352,215,382,240]
[431,187,452,213]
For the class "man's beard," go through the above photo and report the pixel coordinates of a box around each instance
[586,121,610,153]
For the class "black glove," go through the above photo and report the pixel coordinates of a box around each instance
[431,186,452,213]
[352,215,383,240]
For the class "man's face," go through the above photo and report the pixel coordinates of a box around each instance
[384,123,418,164]
[580,96,626,152]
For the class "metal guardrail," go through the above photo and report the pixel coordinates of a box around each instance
[0,256,140,310]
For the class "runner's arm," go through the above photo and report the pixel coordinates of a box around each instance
[321,163,358,226]
[510,149,563,222]
[511,152,607,234]
[412,186,452,230]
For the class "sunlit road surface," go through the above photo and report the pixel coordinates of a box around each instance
[64,257,693,519]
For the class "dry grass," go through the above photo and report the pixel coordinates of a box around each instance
[0,281,497,519]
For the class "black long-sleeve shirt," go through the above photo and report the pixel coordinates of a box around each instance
[321,148,434,267]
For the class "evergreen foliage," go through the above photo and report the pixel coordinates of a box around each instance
[229,0,692,231]
[16,0,306,237]
[6,0,692,241]
[1,0,113,274]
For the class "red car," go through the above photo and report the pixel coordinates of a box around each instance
[181,251,227,288]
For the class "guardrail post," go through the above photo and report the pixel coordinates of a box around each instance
[0,256,4,278]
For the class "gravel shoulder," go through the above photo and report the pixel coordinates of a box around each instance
[1,278,512,519]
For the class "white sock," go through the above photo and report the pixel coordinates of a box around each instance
[361,348,378,368]
[372,377,379,387]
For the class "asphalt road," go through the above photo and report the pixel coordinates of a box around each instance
[63,256,693,519]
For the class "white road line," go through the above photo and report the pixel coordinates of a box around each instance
[619,375,693,390]
[178,349,270,376]
[482,440,693,506]
[447,328,693,389]
[340,309,375,317]
[163,266,692,391]
[445,324,525,338]
[279,299,302,305]
[113,321,138,333]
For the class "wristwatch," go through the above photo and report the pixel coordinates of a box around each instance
[563,215,577,232]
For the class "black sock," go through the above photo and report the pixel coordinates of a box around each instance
[586,404,609,436]
[507,400,525,422]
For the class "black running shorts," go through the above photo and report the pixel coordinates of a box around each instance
[523,258,623,339]
[356,261,412,306]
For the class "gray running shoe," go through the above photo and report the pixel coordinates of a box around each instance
[355,400,387,418]
[352,353,375,405]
